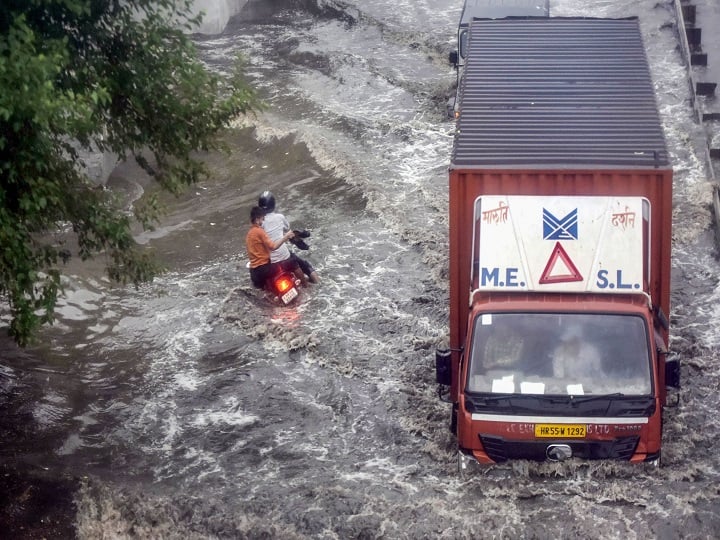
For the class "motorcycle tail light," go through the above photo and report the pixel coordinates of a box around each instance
[275,275,294,294]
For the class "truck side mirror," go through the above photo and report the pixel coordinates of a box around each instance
[449,50,458,67]
[436,348,452,386]
[665,357,680,389]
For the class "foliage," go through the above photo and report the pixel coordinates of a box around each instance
[0,0,259,345]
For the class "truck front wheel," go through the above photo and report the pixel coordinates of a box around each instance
[645,450,662,468]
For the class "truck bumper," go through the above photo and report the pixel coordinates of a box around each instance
[460,437,661,466]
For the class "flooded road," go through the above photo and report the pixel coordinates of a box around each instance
[2,0,720,537]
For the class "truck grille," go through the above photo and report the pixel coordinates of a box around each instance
[479,435,639,462]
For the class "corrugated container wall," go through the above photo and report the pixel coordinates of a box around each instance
[448,18,673,361]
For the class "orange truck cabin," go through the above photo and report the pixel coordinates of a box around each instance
[435,17,679,469]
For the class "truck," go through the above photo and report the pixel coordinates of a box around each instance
[435,16,680,470]
[447,0,550,118]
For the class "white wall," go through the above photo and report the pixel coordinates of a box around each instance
[189,0,249,34]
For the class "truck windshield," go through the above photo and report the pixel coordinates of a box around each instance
[466,313,651,396]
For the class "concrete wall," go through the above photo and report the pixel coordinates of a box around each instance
[673,0,720,241]
[79,145,117,185]
[189,0,249,35]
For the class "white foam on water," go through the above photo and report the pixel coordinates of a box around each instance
[48,0,720,537]
[191,397,259,428]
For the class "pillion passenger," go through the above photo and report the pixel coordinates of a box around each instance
[258,190,320,284]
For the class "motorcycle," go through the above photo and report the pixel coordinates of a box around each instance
[248,229,312,305]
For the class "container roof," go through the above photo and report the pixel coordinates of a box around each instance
[452,17,670,169]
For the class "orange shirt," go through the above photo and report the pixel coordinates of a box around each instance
[246,224,275,268]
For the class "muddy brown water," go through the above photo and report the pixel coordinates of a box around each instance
[2,0,720,537]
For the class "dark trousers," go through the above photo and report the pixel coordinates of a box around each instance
[249,259,298,289]
[290,253,315,277]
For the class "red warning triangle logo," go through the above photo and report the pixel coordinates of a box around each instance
[539,242,583,284]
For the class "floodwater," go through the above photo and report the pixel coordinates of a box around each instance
[2,0,720,537]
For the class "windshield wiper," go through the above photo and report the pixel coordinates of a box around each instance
[471,393,516,401]
[569,392,625,404]
[470,392,625,404]
[466,393,542,413]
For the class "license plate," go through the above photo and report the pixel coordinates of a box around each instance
[535,424,586,438]
[281,288,298,304]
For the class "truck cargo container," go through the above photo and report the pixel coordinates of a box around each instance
[435,17,680,469]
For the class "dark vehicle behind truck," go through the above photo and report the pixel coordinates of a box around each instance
[447,0,550,118]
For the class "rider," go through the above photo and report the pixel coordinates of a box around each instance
[258,191,320,284]
[246,206,296,289]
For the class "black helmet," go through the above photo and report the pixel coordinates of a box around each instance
[258,191,276,212]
